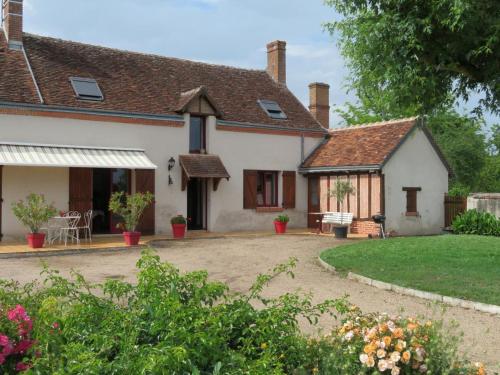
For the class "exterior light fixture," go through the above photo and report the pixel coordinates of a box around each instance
[168,175,173,185]
[168,157,175,171]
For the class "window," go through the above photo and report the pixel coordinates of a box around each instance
[256,171,278,207]
[258,100,287,119]
[69,77,104,101]
[403,187,421,216]
[189,116,206,153]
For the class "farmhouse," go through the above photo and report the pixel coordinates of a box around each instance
[0,0,450,240]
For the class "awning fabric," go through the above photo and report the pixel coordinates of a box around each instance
[0,143,157,169]
[179,154,230,179]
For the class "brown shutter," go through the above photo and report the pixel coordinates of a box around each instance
[0,165,3,241]
[135,169,155,235]
[282,171,296,209]
[243,170,257,209]
[69,168,93,216]
[406,190,417,213]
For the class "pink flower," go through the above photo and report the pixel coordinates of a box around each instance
[7,305,28,322]
[52,322,59,329]
[15,361,31,372]
[2,342,13,356]
[13,339,35,354]
[0,334,9,346]
[0,354,5,365]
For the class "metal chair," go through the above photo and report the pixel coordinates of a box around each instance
[78,210,93,243]
[61,212,81,246]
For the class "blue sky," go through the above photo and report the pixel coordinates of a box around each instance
[22,0,497,128]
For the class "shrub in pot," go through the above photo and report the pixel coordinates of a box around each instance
[11,193,57,249]
[328,180,355,239]
[274,214,289,234]
[171,215,187,238]
[109,191,154,246]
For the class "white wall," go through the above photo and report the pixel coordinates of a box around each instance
[383,127,448,235]
[0,113,323,236]
[2,166,69,241]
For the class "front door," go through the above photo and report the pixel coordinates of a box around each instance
[187,178,207,230]
[308,176,320,228]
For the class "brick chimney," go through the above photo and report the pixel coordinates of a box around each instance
[309,82,330,128]
[266,40,286,85]
[2,0,23,49]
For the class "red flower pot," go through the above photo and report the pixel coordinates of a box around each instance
[123,231,141,246]
[26,233,45,249]
[274,221,288,234]
[172,224,186,239]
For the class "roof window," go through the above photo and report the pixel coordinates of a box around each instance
[258,99,287,119]
[69,77,104,101]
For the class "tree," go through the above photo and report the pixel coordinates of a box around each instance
[325,0,500,115]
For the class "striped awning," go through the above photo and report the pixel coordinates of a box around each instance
[0,142,157,169]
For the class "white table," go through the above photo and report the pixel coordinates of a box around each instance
[45,216,80,245]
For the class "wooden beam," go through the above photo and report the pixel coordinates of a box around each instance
[380,173,385,215]
[357,174,360,219]
[213,178,221,191]
[327,176,330,211]
[181,170,188,191]
[368,173,372,218]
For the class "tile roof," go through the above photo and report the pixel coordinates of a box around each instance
[0,33,324,131]
[301,118,418,169]
[179,154,230,179]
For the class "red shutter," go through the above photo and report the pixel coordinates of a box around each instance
[135,169,155,235]
[69,168,93,216]
[0,165,3,242]
[243,170,257,209]
[282,171,296,209]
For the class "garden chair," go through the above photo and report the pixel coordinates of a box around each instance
[78,210,93,243]
[61,211,81,246]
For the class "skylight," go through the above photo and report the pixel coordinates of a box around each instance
[258,100,287,120]
[69,77,104,101]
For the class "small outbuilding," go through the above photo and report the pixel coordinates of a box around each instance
[299,117,452,236]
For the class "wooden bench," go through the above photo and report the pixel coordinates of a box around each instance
[321,212,353,232]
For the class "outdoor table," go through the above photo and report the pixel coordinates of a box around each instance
[308,212,325,234]
[46,216,80,245]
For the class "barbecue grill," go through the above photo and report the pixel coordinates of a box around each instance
[371,214,386,238]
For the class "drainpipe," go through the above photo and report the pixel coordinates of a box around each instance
[300,133,305,162]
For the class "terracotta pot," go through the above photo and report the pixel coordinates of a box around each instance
[171,223,186,239]
[274,221,288,234]
[123,231,141,246]
[26,233,45,249]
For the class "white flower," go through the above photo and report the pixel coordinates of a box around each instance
[415,347,426,361]
[344,331,354,341]
[386,360,394,369]
[419,364,428,373]
[377,349,387,358]
[378,359,389,372]
[387,320,396,332]
[390,351,401,363]
[359,353,369,364]
[391,366,400,375]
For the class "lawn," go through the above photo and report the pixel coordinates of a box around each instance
[320,235,500,306]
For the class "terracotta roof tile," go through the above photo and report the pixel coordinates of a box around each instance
[179,154,230,179]
[0,33,323,131]
[302,118,418,169]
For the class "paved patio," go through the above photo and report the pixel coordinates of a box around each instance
[0,234,498,370]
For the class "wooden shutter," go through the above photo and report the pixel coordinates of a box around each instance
[282,171,296,209]
[0,165,3,241]
[403,187,420,214]
[243,170,257,209]
[69,168,93,215]
[135,169,155,235]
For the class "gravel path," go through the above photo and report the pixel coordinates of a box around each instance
[1,235,498,370]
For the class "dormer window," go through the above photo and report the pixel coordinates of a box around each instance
[69,77,104,101]
[258,100,287,119]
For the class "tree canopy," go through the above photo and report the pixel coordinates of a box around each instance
[324,0,500,115]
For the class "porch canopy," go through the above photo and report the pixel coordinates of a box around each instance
[179,154,230,191]
[0,142,157,169]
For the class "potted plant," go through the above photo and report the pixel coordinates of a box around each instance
[171,215,187,239]
[274,214,289,234]
[109,191,154,246]
[11,193,57,249]
[328,180,355,239]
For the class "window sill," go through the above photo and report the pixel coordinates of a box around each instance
[405,212,419,217]
[256,207,284,213]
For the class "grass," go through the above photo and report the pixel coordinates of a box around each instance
[320,235,500,306]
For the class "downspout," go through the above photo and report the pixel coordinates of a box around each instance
[300,133,305,162]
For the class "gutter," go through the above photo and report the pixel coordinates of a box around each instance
[298,164,381,174]
[217,119,327,135]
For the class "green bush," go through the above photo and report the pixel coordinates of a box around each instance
[274,214,290,223]
[0,251,484,374]
[170,215,187,225]
[11,193,57,234]
[452,209,500,236]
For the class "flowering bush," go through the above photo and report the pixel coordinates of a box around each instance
[0,305,36,372]
[0,250,489,374]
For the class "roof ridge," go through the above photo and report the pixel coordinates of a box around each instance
[23,32,268,74]
[328,117,418,133]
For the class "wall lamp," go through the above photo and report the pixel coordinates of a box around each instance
[168,157,175,185]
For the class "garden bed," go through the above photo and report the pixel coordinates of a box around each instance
[320,235,500,306]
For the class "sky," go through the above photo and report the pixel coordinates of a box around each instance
[21,0,497,129]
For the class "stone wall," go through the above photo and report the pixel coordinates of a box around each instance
[467,193,500,218]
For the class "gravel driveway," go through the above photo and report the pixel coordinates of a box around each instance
[1,235,499,370]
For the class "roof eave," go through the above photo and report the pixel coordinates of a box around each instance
[298,164,381,174]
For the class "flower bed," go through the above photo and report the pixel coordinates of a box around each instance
[0,250,488,374]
